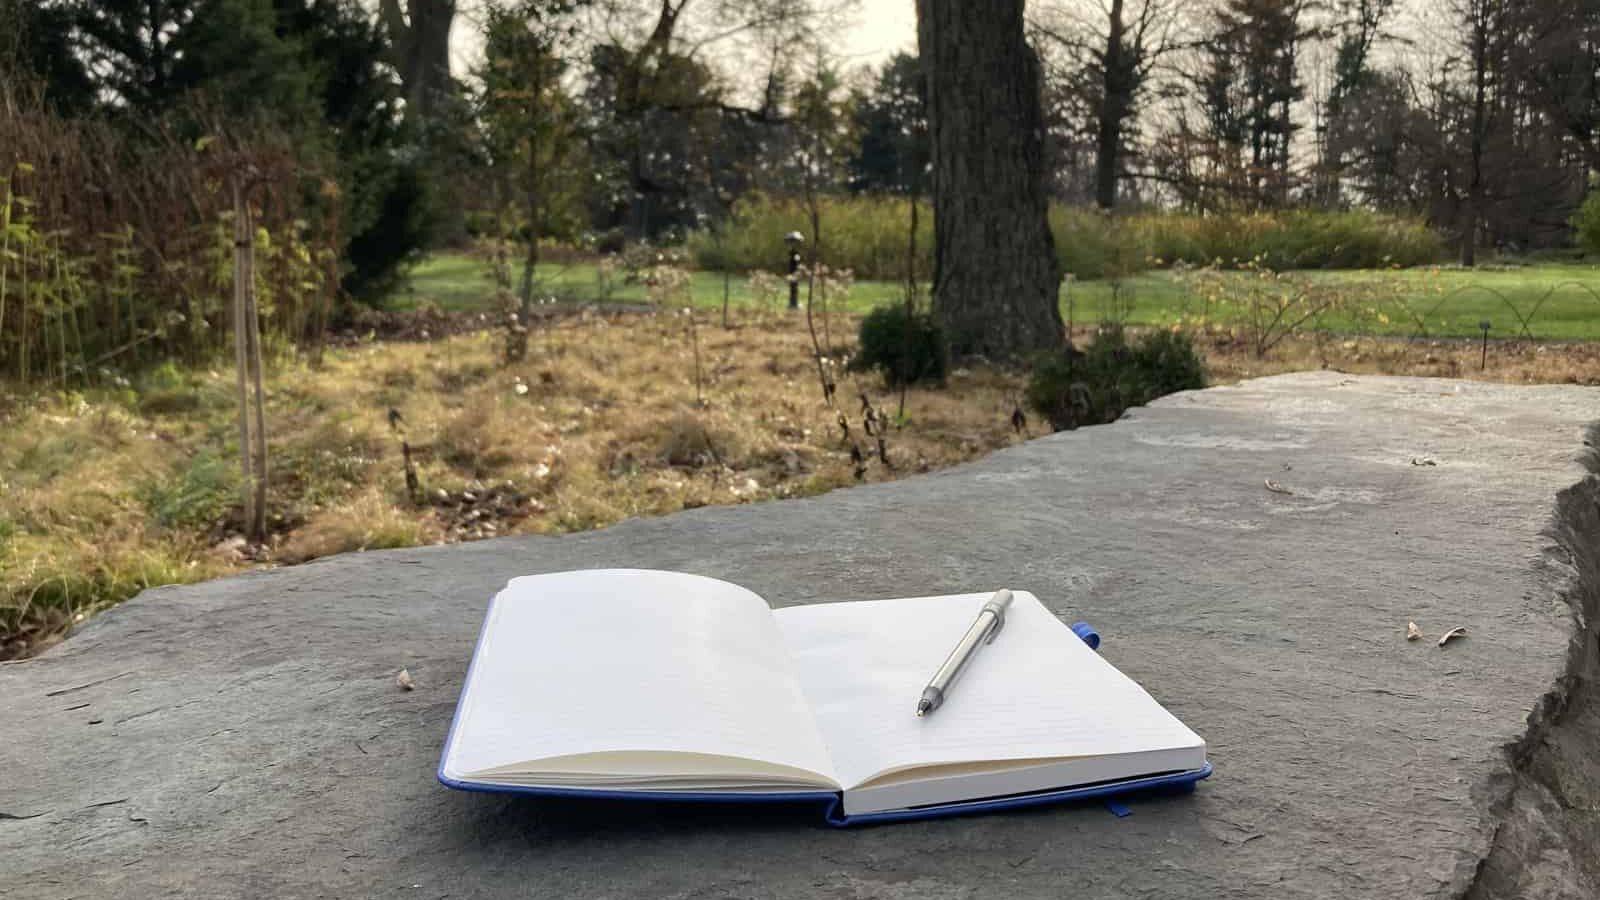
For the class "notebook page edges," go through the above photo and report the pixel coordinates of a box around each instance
[442,569,839,790]
[773,591,1204,799]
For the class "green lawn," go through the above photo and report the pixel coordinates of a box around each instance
[1068,266,1600,340]
[397,253,1600,341]
[394,253,905,315]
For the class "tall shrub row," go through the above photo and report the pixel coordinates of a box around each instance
[688,195,1445,281]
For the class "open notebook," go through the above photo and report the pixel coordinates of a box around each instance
[438,569,1209,825]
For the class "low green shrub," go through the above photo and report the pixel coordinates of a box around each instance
[851,304,949,387]
[135,361,206,415]
[138,450,239,530]
[1572,185,1600,257]
[1026,327,1207,431]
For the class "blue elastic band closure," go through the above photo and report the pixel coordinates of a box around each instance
[1071,621,1100,650]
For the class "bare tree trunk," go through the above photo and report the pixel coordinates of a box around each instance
[917,0,1063,358]
[899,194,919,418]
[519,193,539,317]
[804,161,832,352]
[379,0,457,126]
[516,112,543,361]
[1462,7,1490,268]
[802,190,834,407]
[230,180,269,542]
[230,180,257,540]
[1095,0,1129,210]
[18,239,28,381]
[686,305,703,406]
[243,199,268,542]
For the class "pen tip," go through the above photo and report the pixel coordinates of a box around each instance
[915,699,931,718]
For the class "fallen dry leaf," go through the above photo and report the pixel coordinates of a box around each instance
[1407,622,1422,641]
[1264,479,1293,495]
[1438,627,1467,648]
[396,668,415,691]
[1410,457,1437,467]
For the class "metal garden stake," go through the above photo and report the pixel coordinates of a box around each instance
[785,231,804,310]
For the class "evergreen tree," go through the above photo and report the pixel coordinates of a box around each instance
[65,0,431,300]
[1196,0,1312,208]
[849,52,929,196]
[0,0,96,114]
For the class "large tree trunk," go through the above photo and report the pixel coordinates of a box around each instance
[917,0,1063,358]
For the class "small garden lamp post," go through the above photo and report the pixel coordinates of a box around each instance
[785,231,804,310]
[1478,320,1491,371]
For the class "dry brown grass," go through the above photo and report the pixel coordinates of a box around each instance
[0,309,1028,658]
[5,310,1597,659]
[1183,328,1600,386]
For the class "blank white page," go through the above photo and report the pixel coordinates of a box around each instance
[774,591,1205,792]
[442,570,838,787]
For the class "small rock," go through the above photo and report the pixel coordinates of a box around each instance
[210,536,248,561]
[396,669,416,691]
[1406,622,1422,641]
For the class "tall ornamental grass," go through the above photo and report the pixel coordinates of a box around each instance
[689,196,1445,280]
[0,82,339,385]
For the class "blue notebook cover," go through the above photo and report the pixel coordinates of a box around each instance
[437,610,1212,827]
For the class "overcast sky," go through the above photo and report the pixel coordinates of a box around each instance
[450,0,918,77]
[447,1,1445,90]
[834,0,917,64]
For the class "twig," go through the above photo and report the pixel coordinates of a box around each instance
[45,671,135,697]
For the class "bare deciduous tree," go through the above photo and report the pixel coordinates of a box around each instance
[1031,0,1185,210]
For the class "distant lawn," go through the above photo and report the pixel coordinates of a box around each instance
[394,253,904,315]
[1069,265,1600,341]
[398,253,1600,341]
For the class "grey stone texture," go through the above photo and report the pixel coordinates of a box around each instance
[3,372,1598,899]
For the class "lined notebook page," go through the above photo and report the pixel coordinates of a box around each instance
[774,591,1204,791]
[442,570,837,785]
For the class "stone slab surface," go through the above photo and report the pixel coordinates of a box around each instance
[4,372,1599,899]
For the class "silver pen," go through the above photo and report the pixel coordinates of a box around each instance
[916,589,1014,717]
